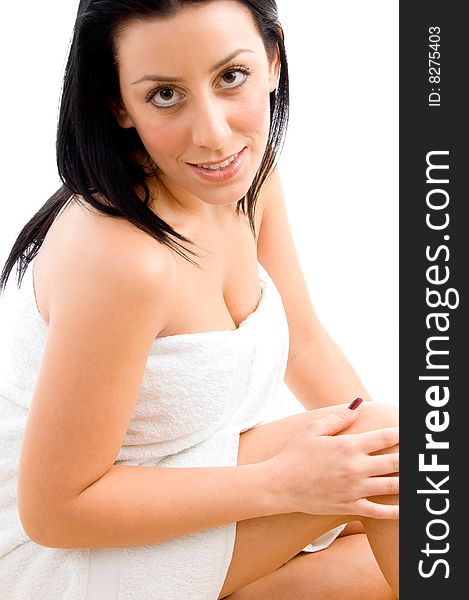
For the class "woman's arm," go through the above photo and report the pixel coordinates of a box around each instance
[17,219,274,549]
[283,327,372,409]
[17,206,395,550]
[256,167,371,409]
[29,463,271,549]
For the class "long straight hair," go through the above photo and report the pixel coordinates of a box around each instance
[0,0,289,292]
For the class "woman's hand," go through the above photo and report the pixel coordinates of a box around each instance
[264,403,399,519]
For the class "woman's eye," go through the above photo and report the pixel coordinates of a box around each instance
[147,67,250,109]
[149,87,182,108]
[219,69,249,89]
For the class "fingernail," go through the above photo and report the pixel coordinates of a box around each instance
[348,398,363,410]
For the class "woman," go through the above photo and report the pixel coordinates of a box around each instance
[0,1,399,598]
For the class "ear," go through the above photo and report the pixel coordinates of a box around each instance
[268,39,282,93]
[109,97,135,129]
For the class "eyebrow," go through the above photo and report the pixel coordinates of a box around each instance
[131,48,255,85]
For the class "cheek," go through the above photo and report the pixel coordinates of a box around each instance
[236,88,271,134]
[136,118,185,160]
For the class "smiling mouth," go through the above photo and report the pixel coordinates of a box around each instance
[189,151,242,171]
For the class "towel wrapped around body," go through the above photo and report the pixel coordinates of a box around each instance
[0,260,344,599]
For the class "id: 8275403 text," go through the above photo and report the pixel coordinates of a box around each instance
[428,26,441,107]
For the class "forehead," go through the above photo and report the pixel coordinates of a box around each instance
[114,1,267,74]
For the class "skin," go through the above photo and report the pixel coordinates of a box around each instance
[113,0,279,217]
[18,1,399,598]
[219,402,398,599]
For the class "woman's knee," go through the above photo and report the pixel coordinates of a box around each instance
[348,402,399,519]
[237,401,398,467]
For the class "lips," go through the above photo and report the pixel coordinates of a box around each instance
[197,156,236,170]
[186,147,247,182]
[188,151,241,170]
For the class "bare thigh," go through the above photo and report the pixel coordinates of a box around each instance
[225,533,395,600]
[218,402,398,599]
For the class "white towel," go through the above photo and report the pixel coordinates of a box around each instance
[0,260,343,599]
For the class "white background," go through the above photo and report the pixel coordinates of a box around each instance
[0,1,398,405]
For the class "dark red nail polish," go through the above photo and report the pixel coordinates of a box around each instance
[348,397,363,410]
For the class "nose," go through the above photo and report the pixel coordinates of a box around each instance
[190,95,232,151]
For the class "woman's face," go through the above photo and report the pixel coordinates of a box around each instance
[113,0,280,211]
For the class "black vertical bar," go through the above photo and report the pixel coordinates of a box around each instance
[400,2,466,597]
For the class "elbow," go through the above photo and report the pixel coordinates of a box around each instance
[18,494,74,549]
[17,466,79,548]
[20,516,76,549]
[18,505,63,548]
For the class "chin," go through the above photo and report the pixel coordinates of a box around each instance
[199,180,253,206]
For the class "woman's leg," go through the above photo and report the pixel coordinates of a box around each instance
[218,402,398,599]
[225,533,394,600]
[342,404,399,596]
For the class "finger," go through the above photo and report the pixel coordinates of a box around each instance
[365,452,399,476]
[352,498,399,520]
[306,404,363,437]
[362,475,400,497]
[352,426,399,454]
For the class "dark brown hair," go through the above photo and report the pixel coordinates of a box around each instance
[1,0,289,292]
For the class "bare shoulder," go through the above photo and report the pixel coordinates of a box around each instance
[18,201,179,522]
[36,198,178,337]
